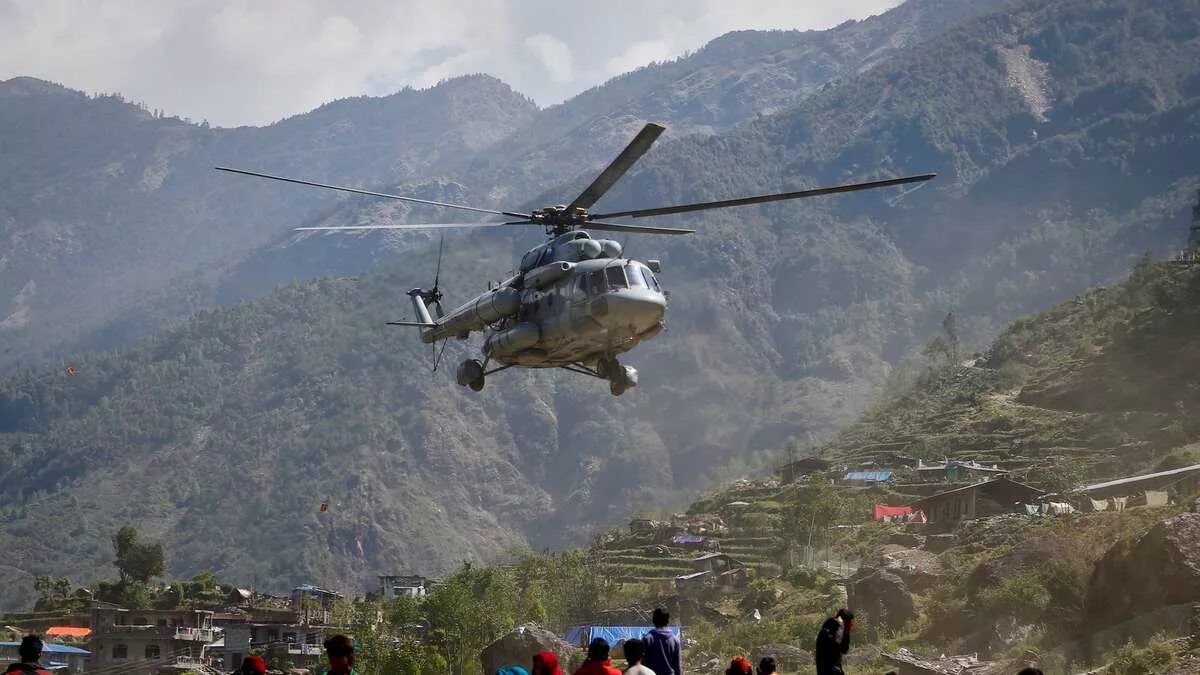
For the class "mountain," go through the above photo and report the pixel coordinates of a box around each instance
[0,74,537,372]
[0,0,1004,373]
[2,0,1200,612]
[822,257,1199,476]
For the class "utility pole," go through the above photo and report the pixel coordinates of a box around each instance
[1190,189,1200,255]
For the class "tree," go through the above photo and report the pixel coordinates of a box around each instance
[112,526,166,584]
[33,575,72,610]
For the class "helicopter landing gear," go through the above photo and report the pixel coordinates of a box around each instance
[598,356,638,396]
[456,358,485,391]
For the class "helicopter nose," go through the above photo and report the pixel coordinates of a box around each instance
[595,288,666,330]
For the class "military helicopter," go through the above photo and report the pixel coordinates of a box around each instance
[217,123,933,395]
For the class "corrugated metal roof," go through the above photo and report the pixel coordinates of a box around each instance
[844,471,894,482]
[0,642,90,655]
[1080,464,1200,492]
[44,627,90,638]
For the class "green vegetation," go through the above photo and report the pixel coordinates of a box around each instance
[1105,636,1179,675]
[2,0,1200,623]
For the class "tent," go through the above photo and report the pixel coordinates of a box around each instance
[872,505,913,521]
[563,625,681,648]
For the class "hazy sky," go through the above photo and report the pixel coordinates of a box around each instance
[1,0,900,128]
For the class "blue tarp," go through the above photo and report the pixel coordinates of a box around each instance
[671,534,705,545]
[563,626,682,648]
[844,471,893,482]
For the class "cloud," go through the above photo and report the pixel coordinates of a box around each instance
[0,0,902,127]
[524,34,573,83]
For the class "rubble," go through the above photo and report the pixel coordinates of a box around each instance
[883,647,995,674]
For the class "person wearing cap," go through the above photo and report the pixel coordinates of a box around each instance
[3,635,51,675]
[814,608,854,675]
[322,634,358,675]
[571,638,621,675]
[236,654,268,675]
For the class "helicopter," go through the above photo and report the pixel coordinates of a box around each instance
[217,123,933,395]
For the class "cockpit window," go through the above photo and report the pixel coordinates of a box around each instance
[605,266,627,289]
[642,268,661,292]
[586,270,606,295]
[626,263,647,288]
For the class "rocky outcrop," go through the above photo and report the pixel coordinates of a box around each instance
[846,566,917,631]
[878,547,947,594]
[924,533,957,553]
[481,624,577,675]
[1086,513,1200,627]
[750,644,810,672]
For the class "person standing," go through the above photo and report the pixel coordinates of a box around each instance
[642,608,682,675]
[532,650,564,675]
[236,655,268,675]
[321,634,358,675]
[814,609,853,675]
[622,638,655,675]
[755,657,778,675]
[3,636,51,675]
[572,638,622,675]
[724,657,752,675]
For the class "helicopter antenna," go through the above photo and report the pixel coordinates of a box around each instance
[432,339,450,374]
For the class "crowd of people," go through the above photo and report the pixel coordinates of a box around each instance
[2,606,1046,674]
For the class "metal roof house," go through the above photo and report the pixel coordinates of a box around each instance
[843,471,894,485]
[912,477,1044,524]
[0,641,89,673]
[1078,464,1200,499]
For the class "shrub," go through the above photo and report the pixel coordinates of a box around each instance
[1105,637,1176,674]
[975,574,1050,624]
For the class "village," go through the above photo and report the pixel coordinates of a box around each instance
[7,449,1199,675]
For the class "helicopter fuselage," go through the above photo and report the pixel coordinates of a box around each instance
[412,230,666,370]
[492,256,666,367]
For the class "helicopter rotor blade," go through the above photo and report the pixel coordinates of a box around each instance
[215,167,530,219]
[589,173,937,220]
[386,320,437,327]
[583,221,695,235]
[295,221,534,231]
[568,123,665,211]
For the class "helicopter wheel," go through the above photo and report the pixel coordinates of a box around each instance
[608,364,638,396]
[457,358,485,391]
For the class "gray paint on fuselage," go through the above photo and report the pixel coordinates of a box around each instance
[488,257,666,367]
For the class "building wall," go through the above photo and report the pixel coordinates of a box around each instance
[921,489,976,523]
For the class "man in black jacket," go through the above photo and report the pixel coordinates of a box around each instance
[813,608,853,675]
[3,635,51,675]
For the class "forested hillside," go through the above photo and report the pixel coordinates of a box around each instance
[1,0,1200,612]
[823,258,1200,478]
[0,74,537,371]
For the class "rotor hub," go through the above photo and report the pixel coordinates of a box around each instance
[530,205,589,236]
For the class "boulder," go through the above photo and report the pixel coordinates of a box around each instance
[878,548,947,594]
[1086,513,1200,627]
[750,643,810,672]
[846,566,917,631]
[887,532,925,548]
[481,623,576,675]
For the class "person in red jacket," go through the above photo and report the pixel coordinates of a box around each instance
[533,650,564,675]
[572,638,621,675]
[237,654,268,675]
[3,636,51,675]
